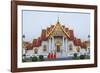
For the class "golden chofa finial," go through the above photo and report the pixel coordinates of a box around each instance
[57,17,60,24]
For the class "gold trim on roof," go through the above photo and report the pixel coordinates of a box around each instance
[46,21,70,38]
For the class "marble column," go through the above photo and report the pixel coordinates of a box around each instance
[64,38,66,51]
[48,38,51,53]
[48,39,49,53]
[51,38,52,52]
[53,37,55,51]
[52,37,55,53]
[62,37,65,50]
[65,39,68,52]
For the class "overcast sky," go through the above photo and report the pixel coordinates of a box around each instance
[22,10,90,42]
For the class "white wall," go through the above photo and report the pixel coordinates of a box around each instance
[0,0,99,73]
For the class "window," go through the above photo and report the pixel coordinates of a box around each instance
[57,45,60,52]
[43,45,47,52]
[77,47,80,52]
[69,44,72,50]
[34,48,38,54]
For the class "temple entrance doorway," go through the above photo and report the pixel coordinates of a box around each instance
[55,40,62,53]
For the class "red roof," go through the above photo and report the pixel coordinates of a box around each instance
[81,42,87,48]
[51,25,54,28]
[69,30,74,40]
[30,22,87,48]
[41,29,47,41]
[25,43,33,50]
[32,37,42,47]
[74,38,81,46]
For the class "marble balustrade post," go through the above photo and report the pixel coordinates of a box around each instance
[48,38,51,53]
[62,37,65,52]
[51,37,54,53]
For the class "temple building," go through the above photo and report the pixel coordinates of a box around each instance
[23,19,90,59]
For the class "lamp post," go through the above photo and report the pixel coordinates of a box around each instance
[22,34,26,60]
[87,35,90,55]
[88,35,90,40]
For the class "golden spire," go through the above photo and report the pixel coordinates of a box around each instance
[57,17,60,24]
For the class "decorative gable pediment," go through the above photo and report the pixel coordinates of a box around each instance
[51,23,66,37]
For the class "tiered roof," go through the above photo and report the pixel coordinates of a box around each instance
[24,20,87,49]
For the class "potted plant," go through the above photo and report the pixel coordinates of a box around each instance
[73,53,78,59]
[32,56,38,61]
[39,55,44,61]
[80,55,85,59]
